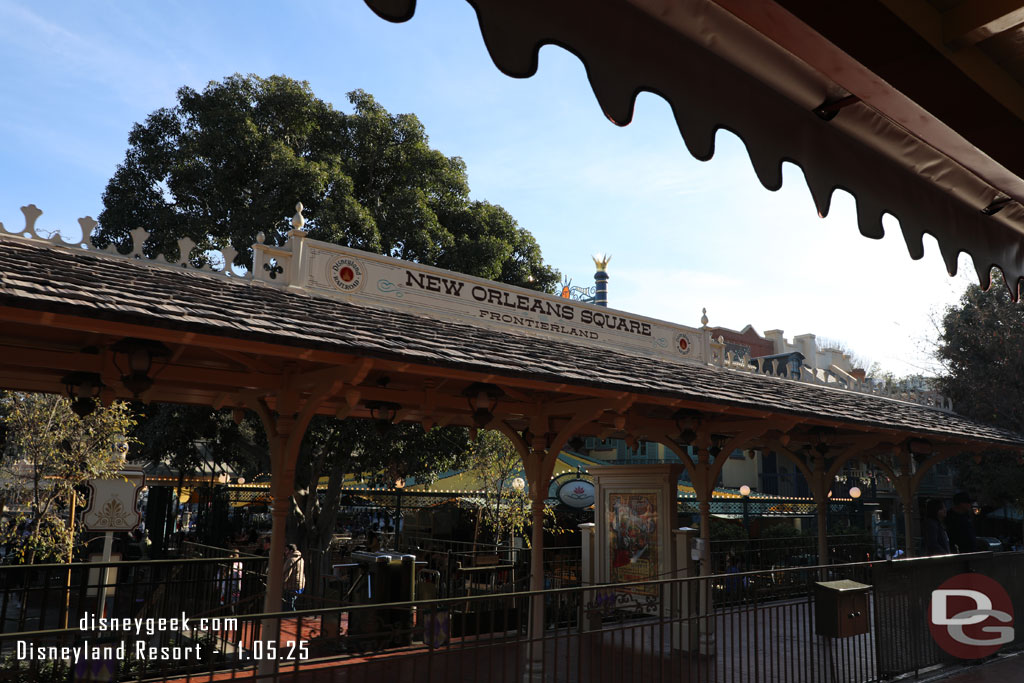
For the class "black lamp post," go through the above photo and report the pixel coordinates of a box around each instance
[394,477,405,548]
[739,485,751,531]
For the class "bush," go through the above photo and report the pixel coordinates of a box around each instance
[709,517,748,541]
[759,521,801,539]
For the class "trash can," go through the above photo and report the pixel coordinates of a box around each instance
[347,551,416,646]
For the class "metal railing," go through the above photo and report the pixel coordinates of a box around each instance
[400,536,582,596]
[179,540,262,559]
[0,561,878,682]
[0,555,268,634]
[1,552,1021,682]
[872,551,1023,678]
[711,534,876,573]
[0,560,882,682]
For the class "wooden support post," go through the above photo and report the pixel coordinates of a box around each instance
[492,423,553,683]
[902,493,915,558]
[263,425,298,615]
[890,450,917,558]
[654,424,762,659]
[810,454,830,567]
[257,426,300,680]
[689,442,716,656]
[894,474,916,558]
[523,440,555,683]
[816,492,829,567]
[247,372,345,679]
[495,400,612,683]
[683,434,714,578]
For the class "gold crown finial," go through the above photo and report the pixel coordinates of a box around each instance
[592,253,612,271]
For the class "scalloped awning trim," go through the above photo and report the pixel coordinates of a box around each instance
[365,0,1024,298]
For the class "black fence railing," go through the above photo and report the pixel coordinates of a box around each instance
[399,536,582,597]
[872,551,1024,678]
[2,552,1021,682]
[179,540,262,559]
[0,555,268,634]
[710,533,876,575]
[1,562,875,683]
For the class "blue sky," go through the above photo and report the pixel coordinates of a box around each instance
[0,0,978,376]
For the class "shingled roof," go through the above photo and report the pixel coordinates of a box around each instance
[1,235,1021,447]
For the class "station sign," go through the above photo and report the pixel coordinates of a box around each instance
[262,236,708,366]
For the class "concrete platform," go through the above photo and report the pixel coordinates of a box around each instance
[933,654,1024,683]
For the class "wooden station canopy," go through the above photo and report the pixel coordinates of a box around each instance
[1,210,1022,587]
[365,0,1024,296]
[1,216,1020,462]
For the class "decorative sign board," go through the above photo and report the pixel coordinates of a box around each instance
[607,490,660,596]
[556,479,596,509]
[83,469,145,531]
[254,236,707,365]
[591,465,684,602]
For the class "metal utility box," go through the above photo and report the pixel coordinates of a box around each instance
[347,551,417,645]
[815,579,870,638]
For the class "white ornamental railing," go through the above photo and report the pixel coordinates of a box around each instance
[708,337,952,412]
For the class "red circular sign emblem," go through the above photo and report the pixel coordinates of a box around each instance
[928,573,1014,659]
[674,333,691,355]
[329,257,363,292]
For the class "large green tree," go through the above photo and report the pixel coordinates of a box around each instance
[935,271,1024,509]
[130,404,267,477]
[95,75,558,579]
[93,74,558,290]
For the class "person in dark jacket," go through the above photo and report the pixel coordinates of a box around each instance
[946,491,977,553]
[922,499,950,555]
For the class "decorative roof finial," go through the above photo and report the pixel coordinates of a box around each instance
[592,253,611,272]
[291,202,306,231]
[701,307,709,327]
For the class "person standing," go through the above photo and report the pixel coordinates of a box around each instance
[875,509,897,559]
[282,544,305,611]
[946,492,977,554]
[219,550,244,609]
[922,499,950,555]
